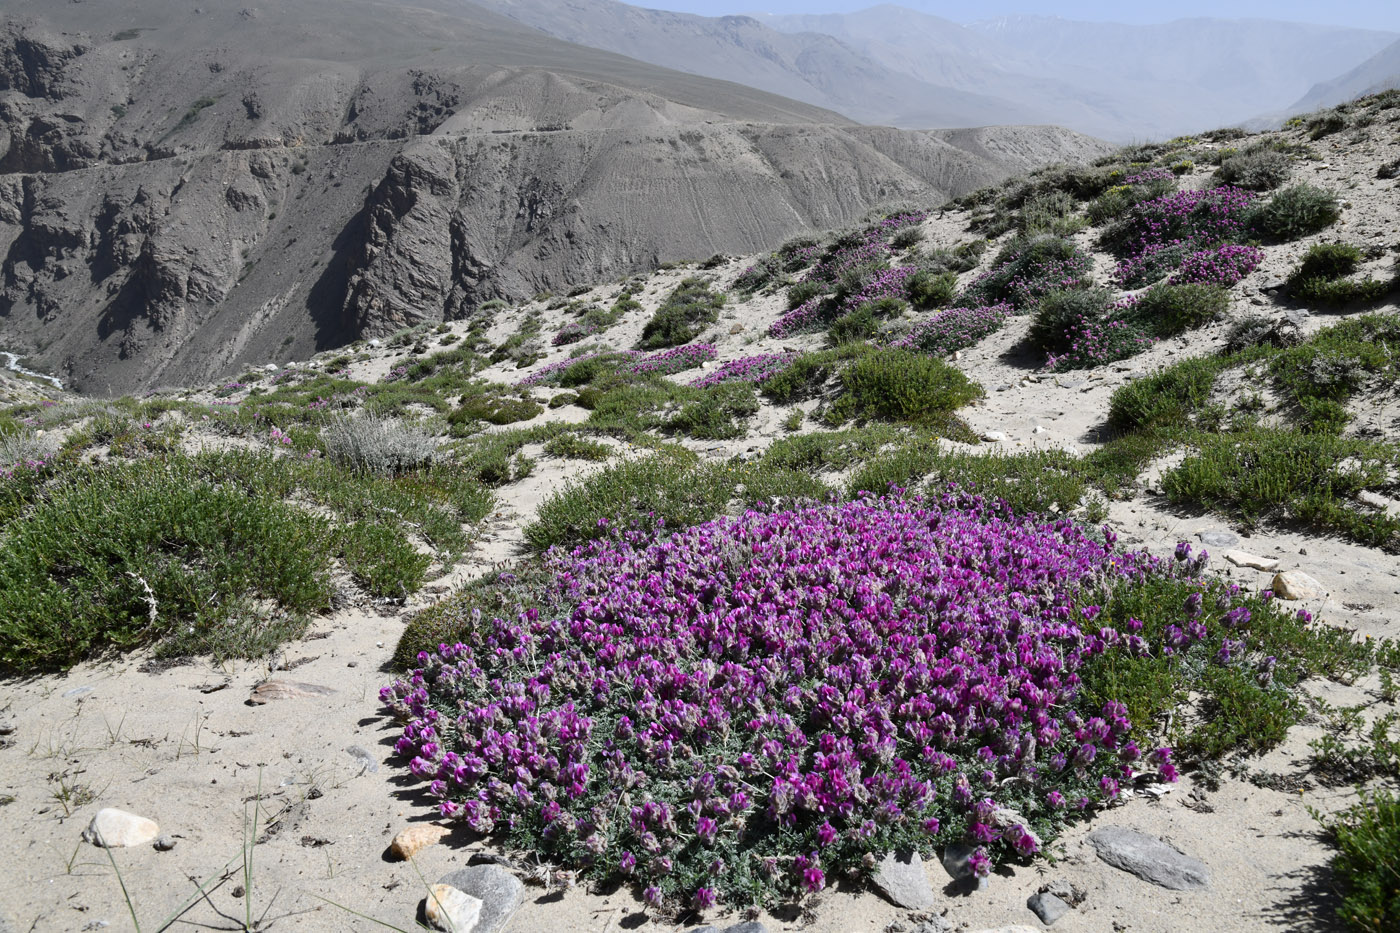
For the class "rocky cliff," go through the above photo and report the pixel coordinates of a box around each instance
[0,0,1111,393]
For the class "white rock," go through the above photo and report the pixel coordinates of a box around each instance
[83,808,160,848]
[423,884,483,932]
[264,363,279,372]
[1224,550,1279,572]
[1272,570,1325,600]
[1031,425,1048,435]
[980,431,1009,443]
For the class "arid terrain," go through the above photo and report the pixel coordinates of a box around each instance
[1,82,1399,933]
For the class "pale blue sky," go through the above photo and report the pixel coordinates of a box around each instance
[642,1,1400,32]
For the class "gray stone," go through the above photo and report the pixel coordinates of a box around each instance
[941,843,977,881]
[437,865,524,933]
[1087,825,1209,890]
[1041,879,1085,907]
[1196,530,1239,548]
[1027,891,1070,925]
[423,884,482,933]
[246,680,336,704]
[872,850,936,909]
[1224,550,1280,572]
[913,919,954,933]
[83,808,160,848]
[63,685,94,699]
[153,834,177,851]
[693,925,768,933]
[345,745,378,773]
[1271,570,1325,600]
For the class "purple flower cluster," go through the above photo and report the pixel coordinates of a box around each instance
[552,321,597,347]
[517,351,644,387]
[768,297,826,339]
[1045,298,1154,372]
[1111,186,1256,288]
[623,344,718,377]
[690,354,796,389]
[888,303,1013,357]
[0,457,49,481]
[1121,168,1175,186]
[863,211,929,239]
[382,493,1217,908]
[767,266,919,338]
[960,245,1093,312]
[802,241,889,289]
[381,365,409,384]
[1170,244,1264,288]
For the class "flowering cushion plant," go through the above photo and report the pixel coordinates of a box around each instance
[383,492,1310,910]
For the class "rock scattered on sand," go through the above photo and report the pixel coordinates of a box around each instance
[422,883,482,933]
[390,824,450,861]
[153,834,177,851]
[1197,530,1239,548]
[1225,550,1280,572]
[1087,825,1210,890]
[247,680,336,704]
[82,808,160,848]
[872,850,936,909]
[980,430,1009,443]
[1271,570,1326,600]
[437,865,524,933]
[345,745,378,772]
[1027,891,1071,925]
[695,923,769,933]
[941,843,978,881]
[1040,879,1085,907]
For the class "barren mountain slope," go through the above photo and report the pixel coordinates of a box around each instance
[0,0,1110,395]
[1,92,1398,933]
[1291,37,1400,114]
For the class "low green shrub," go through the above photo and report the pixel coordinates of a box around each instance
[1107,357,1225,432]
[846,440,1086,515]
[544,432,612,461]
[0,456,334,670]
[451,392,543,427]
[1288,243,1394,308]
[1162,429,1400,549]
[1323,790,1400,933]
[829,297,907,344]
[638,278,724,349]
[906,269,958,309]
[664,382,760,440]
[832,348,982,426]
[1132,282,1229,337]
[1214,145,1293,190]
[1029,287,1112,353]
[524,450,727,552]
[1248,184,1341,241]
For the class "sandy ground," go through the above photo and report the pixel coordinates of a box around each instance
[3,123,1400,932]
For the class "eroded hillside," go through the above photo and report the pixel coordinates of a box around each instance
[0,0,1110,395]
[0,90,1398,933]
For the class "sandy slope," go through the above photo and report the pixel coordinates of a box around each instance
[1,119,1399,932]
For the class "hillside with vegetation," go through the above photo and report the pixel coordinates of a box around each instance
[1,90,1399,933]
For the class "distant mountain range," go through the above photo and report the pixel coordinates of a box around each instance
[1289,37,1400,113]
[0,0,1110,394]
[476,0,1398,139]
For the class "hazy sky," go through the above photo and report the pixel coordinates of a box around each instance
[641,1,1400,32]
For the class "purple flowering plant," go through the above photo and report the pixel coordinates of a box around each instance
[690,354,796,389]
[382,492,1326,910]
[887,303,1013,357]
